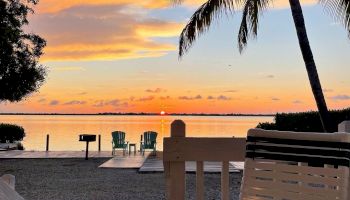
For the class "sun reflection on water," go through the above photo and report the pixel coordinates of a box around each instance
[0,115,273,151]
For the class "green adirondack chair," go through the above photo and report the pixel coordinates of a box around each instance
[140,131,157,156]
[111,131,128,155]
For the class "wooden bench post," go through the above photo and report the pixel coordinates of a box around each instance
[196,161,204,200]
[165,120,186,200]
[221,161,230,200]
[339,121,350,200]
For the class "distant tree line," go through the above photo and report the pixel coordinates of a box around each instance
[0,112,274,116]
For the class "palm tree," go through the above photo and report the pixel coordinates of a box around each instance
[173,0,350,132]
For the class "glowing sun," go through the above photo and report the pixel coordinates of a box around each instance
[160,111,166,115]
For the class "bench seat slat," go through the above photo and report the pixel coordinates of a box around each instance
[241,186,334,200]
[244,168,345,187]
[243,176,343,198]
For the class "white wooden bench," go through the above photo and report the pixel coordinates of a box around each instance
[0,174,24,200]
[164,120,350,200]
[241,129,350,200]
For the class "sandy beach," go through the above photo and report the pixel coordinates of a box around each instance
[0,158,242,200]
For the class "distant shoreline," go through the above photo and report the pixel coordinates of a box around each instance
[0,113,274,117]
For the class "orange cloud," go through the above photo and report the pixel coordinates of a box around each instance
[51,66,85,71]
[145,88,167,93]
[34,0,318,17]
[43,42,175,61]
[29,0,319,62]
[136,22,184,37]
[35,0,172,14]
[29,4,182,61]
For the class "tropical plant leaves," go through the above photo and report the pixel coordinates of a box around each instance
[319,0,350,38]
[176,0,235,57]
[173,0,350,56]
[238,0,270,52]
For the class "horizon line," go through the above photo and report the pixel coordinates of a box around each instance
[0,112,275,116]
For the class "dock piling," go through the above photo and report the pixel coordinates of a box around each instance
[98,135,101,152]
[46,134,49,152]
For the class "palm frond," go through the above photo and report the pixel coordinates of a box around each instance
[178,0,235,57]
[320,0,350,38]
[238,0,270,53]
[171,0,185,4]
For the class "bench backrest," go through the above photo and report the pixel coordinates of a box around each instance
[240,129,350,200]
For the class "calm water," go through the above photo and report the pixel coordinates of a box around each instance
[0,115,273,151]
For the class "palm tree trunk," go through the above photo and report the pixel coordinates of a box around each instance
[288,0,332,132]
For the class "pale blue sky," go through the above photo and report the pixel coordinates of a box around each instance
[1,2,349,114]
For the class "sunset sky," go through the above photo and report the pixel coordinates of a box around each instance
[0,0,349,114]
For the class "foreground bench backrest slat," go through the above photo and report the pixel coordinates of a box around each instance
[240,129,350,200]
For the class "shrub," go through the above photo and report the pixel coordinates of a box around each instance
[0,123,26,143]
[16,142,25,150]
[256,122,277,130]
[257,108,350,132]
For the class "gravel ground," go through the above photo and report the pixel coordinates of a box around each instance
[0,158,242,200]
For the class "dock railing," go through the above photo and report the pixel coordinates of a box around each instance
[163,120,246,200]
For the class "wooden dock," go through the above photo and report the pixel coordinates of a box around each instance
[0,151,112,159]
[139,156,244,173]
[0,150,244,173]
[99,152,150,168]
